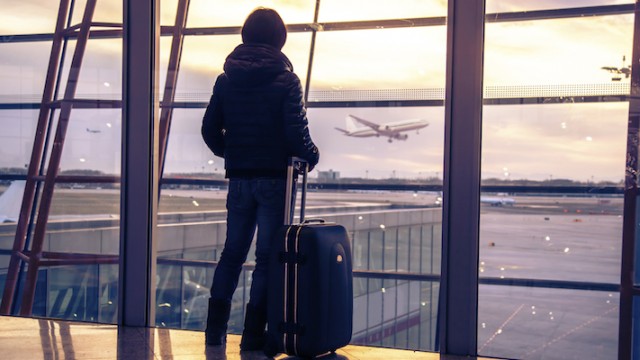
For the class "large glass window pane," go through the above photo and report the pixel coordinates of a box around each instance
[163,110,223,176]
[306,15,445,353]
[351,279,438,350]
[486,0,632,13]
[318,0,446,22]
[154,3,447,354]
[170,33,311,102]
[0,0,122,324]
[484,17,633,87]
[70,0,122,25]
[0,2,58,35]
[0,42,51,102]
[57,109,122,173]
[0,110,38,170]
[161,0,179,26]
[59,39,122,100]
[479,4,632,359]
[479,285,619,360]
[186,0,316,28]
[310,27,445,94]
[306,107,443,177]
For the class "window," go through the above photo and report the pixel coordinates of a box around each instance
[478,3,633,358]
[0,0,122,323]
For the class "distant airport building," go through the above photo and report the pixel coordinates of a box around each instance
[317,169,340,181]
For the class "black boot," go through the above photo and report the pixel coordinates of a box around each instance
[239,303,267,351]
[205,298,231,346]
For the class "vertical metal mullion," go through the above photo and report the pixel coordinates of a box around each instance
[381,230,386,270]
[365,232,371,344]
[303,0,321,103]
[440,0,485,356]
[179,268,185,328]
[620,2,640,359]
[119,0,160,327]
[394,228,399,346]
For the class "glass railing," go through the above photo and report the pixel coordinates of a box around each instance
[154,191,442,351]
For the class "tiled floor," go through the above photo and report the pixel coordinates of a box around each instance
[0,315,498,360]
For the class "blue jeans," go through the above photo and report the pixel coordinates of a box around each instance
[210,178,285,311]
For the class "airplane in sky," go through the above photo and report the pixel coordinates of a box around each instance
[602,55,631,81]
[335,115,429,143]
[86,128,101,133]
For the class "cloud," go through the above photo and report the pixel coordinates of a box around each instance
[485,16,634,86]
[481,103,627,181]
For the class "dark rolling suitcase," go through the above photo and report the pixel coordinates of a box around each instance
[265,158,353,358]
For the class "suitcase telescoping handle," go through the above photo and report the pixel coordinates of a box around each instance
[284,157,309,225]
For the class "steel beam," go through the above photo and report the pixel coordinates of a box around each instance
[303,0,321,104]
[440,0,485,355]
[119,0,160,327]
[619,2,640,359]
[18,0,98,316]
[0,0,71,315]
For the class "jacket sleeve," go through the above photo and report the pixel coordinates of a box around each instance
[283,74,320,168]
[201,75,225,158]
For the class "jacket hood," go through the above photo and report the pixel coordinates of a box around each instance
[223,43,293,86]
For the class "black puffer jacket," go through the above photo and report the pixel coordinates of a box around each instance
[201,43,319,178]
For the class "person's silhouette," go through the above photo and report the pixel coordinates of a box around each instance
[201,6,320,353]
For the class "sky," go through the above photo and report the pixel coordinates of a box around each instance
[0,0,636,182]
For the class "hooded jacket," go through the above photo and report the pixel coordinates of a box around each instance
[201,43,319,178]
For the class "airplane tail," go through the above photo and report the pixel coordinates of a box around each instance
[345,115,360,131]
[0,180,25,223]
[334,127,349,134]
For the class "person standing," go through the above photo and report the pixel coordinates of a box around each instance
[200,7,320,351]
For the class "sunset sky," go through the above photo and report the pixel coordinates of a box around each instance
[0,1,635,182]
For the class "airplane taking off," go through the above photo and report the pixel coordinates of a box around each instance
[335,115,429,143]
[602,55,631,81]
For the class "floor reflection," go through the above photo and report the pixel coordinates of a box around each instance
[277,353,349,360]
[38,319,77,359]
[0,315,498,360]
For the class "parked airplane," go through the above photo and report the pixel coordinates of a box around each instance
[335,115,429,142]
[0,181,24,223]
[481,196,516,207]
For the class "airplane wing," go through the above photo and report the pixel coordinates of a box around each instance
[385,120,429,132]
[348,115,380,130]
[601,66,620,73]
[335,127,350,134]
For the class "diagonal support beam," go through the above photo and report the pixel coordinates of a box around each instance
[18,0,98,316]
[0,0,71,316]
